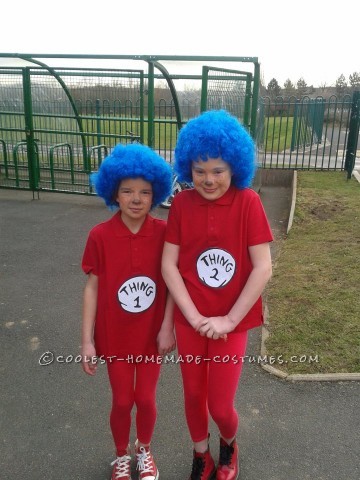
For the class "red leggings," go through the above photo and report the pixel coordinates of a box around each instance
[175,322,248,442]
[107,359,161,455]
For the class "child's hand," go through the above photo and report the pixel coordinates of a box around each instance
[157,328,176,355]
[189,314,207,332]
[198,316,233,340]
[81,342,98,376]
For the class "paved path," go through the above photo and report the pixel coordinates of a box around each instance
[0,188,359,480]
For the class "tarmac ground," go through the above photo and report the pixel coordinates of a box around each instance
[0,186,359,480]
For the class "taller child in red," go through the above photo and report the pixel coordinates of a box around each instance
[81,144,175,480]
[162,110,273,480]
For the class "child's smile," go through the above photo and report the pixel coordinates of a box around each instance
[192,157,232,201]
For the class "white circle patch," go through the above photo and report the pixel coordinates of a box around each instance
[118,276,156,313]
[196,248,236,288]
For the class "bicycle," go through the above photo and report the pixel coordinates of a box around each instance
[126,130,192,209]
[126,130,141,143]
[160,172,192,209]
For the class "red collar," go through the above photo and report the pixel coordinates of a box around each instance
[111,212,155,237]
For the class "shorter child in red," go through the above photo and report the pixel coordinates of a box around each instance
[81,143,174,480]
[162,110,273,480]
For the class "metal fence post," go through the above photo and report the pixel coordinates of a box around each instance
[96,99,102,165]
[22,68,38,192]
[250,62,260,139]
[200,66,209,113]
[147,62,155,148]
[345,90,360,179]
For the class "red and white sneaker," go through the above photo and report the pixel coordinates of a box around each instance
[110,452,132,480]
[188,448,216,480]
[135,441,159,480]
[216,438,239,480]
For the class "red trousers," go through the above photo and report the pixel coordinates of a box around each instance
[107,359,161,455]
[175,322,248,442]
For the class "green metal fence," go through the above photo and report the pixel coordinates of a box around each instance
[0,53,359,196]
[0,66,145,193]
[0,53,260,195]
[257,93,359,175]
[290,97,325,150]
[200,66,254,136]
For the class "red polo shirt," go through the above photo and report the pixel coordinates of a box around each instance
[82,213,167,356]
[165,185,273,332]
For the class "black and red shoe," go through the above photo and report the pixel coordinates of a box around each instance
[216,438,239,480]
[189,448,216,480]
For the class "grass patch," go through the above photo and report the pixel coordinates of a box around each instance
[264,171,360,374]
[264,116,294,152]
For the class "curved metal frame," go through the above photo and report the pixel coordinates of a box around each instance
[18,55,89,171]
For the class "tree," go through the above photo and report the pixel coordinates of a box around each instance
[259,72,267,96]
[349,72,360,90]
[335,74,347,97]
[267,78,281,99]
[296,77,307,96]
[283,79,295,97]
[319,81,327,93]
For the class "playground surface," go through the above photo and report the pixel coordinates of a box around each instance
[0,186,359,480]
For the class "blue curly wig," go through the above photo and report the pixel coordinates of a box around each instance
[90,143,172,209]
[174,109,256,189]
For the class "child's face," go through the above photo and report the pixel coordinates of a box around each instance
[115,177,153,223]
[192,157,232,201]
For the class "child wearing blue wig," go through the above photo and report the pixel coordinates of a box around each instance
[162,110,273,480]
[81,143,175,480]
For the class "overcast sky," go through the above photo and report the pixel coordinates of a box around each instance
[0,0,358,88]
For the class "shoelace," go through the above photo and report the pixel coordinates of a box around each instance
[219,443,234,466]
[136,446,155,474]
[190,455,205,480]
[110,454,131,479]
